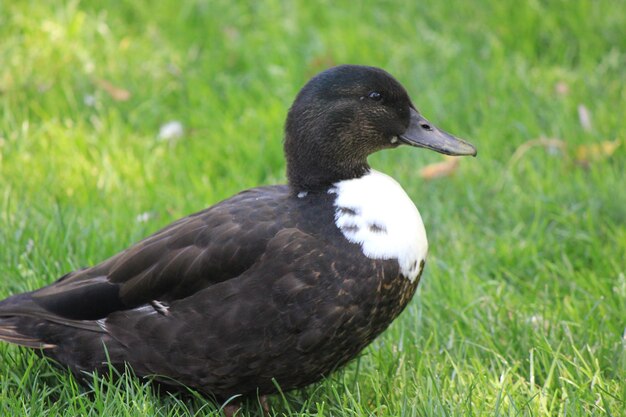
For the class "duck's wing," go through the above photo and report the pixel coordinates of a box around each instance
[11,185,291,322]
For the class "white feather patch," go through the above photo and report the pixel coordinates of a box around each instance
[330,170,428,281]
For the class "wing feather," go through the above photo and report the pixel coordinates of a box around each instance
[27,185,291,320]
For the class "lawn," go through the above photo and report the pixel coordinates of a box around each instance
[0,0,624,415]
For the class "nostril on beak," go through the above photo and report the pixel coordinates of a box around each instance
[420,123,432,131]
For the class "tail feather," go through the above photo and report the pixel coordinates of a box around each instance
[0,292,125,377]
[0,292,91,350]
[0,292,103,333]
[0,318,55,349]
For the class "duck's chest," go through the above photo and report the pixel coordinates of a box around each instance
[328,170,428,282]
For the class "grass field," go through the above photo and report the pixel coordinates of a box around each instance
[1,0,625,415]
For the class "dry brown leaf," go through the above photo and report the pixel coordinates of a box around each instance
[509,137,567,166]
[95,79,131,101]
[575,140,621,166]
[419,156,460,180]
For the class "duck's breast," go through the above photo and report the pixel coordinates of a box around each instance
[330,170,428,282]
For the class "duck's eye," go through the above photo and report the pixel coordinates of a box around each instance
[367,91,382,101]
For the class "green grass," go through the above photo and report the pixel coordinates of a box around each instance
[1,0,625,415]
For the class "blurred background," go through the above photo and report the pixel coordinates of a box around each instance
[0,1,624,416]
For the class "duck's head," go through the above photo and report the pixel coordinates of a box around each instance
[284,65,477,192]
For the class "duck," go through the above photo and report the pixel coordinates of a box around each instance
[0,65,476,414]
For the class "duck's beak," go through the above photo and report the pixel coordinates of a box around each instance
[399,108,477,156]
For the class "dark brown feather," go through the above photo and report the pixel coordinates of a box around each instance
[0,186,420,399]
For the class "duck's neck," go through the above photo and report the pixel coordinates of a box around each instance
[283,102,372,192]
[285,149,370,193]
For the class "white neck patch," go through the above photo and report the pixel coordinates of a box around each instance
[329,170,428,282]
